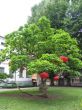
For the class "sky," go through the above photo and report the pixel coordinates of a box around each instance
[0,0,41,36]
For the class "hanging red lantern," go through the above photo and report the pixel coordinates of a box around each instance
[60,56,68,63]
[54,75,59,81]
[40,72,49,79]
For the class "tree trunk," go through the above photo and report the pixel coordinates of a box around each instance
[50,78,54,86]
[39,79,48,97]
[58,78,64,86]
[67,78,71,86]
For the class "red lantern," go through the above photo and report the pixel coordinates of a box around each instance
[60,56,68,63]
[54,75,59,81]
[40,72,49,79]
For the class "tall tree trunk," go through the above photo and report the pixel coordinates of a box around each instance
[67,78,71,86]
[49,72,54,86]
[39,79,48,97]
[58,78,64,86]
[50,78,54,86]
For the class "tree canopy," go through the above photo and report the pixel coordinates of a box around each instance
[28,0,82,49]
[1,16,81,78]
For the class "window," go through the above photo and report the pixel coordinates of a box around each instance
[1,42,5,45]
[0,67,4,73]
[0,49,3,51]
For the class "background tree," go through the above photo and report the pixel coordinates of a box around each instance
[28,0,82,49]
[28,0,68,29]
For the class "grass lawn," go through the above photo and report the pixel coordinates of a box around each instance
[0,87,82,110]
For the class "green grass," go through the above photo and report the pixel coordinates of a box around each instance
[0,87,82,110]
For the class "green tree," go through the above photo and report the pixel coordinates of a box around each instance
[28,0,82,49]
[28,0,68,29]
[1,16,82,97]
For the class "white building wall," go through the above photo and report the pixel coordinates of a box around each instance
[13,69,27,80]
[0,60,9,74]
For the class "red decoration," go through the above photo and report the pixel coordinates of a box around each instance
[40,72,49,79]
[60,56,68,63]
[54,75,59,80]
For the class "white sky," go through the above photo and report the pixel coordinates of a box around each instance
[0,0,41,36]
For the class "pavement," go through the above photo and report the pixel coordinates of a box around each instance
[0,87,37,92]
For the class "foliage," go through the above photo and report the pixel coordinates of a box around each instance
[0,16,82,78]
[40,54,62,64]
[0,16,55,73]
[27,28,82,77]
[28,0,68,28]
[28,0,82,49]
[0,73,9,79]
[9,55,29,73]
[48,29,80,57]
[28,60,56,74]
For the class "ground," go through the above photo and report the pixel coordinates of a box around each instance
[0,87,82,110]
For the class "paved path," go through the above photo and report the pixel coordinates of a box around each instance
[0,87,37,92]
